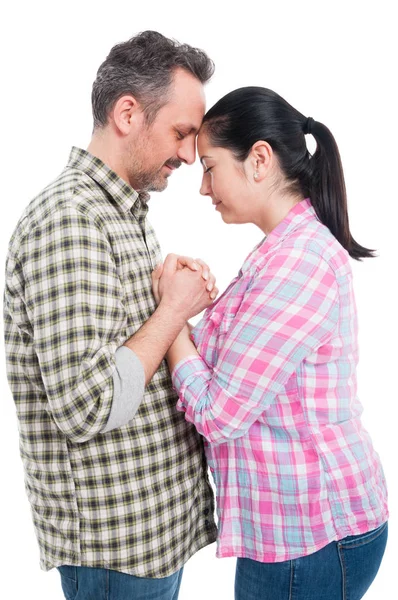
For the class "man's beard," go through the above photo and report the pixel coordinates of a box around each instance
[129,151,182,193]
[134,158,181,192]
[126,122,183,192]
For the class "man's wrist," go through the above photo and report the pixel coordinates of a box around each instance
[156,299,189,329]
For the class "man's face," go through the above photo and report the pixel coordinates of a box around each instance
[127,68,206,192]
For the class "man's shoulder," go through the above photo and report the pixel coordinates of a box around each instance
[9,166,109,249]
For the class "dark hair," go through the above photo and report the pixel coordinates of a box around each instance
[202,87,374,260]
[91,30,214,129]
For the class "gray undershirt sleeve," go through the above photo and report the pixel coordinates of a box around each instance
[101,346,145,433]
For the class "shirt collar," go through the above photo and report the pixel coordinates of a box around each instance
[67,146,148,217]
[241,198,318,273]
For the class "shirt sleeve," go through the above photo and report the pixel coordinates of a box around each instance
[11,206,144,443]
[172,247,340,444]
[104,346,145,433]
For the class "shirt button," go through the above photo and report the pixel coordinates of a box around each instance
[203,508,210,516]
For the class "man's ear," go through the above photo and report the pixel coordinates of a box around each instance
[111,95,143,136]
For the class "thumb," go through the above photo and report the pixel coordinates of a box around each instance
[152,262,164,279]
[162,253,179,276]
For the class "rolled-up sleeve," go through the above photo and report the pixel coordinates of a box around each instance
[103,346,145,433]
[14,206,140,442]
[172,248,340,444]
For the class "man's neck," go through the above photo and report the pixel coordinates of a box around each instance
[87,132,131,186]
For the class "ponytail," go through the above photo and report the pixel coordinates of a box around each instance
[306,118,375,260]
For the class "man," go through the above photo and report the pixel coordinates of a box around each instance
[3,31,217,600]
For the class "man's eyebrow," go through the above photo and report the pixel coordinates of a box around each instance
[175,124,200,134]
[200,155,212,165]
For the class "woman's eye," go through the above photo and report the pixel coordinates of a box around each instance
[204,167,213,174]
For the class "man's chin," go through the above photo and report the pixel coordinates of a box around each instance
[147,176,169,193]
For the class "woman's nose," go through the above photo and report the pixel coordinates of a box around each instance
[200,176,211,196]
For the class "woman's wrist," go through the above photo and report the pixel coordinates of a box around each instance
[167,323,198,373]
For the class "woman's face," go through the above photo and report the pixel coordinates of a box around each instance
[197,131,256,225]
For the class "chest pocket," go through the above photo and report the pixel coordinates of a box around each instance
[218,311,237,337]
[201,271,254,359]
[208,305,239,349]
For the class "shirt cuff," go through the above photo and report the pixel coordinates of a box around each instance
[101,346,145,433]
[172,356,210,406]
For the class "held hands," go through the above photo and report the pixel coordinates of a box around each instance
[151,254,218,319]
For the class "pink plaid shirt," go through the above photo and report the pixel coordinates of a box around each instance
[172,199,388,562]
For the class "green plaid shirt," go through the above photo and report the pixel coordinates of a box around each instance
[3,147,216,577]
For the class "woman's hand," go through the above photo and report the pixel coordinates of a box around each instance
[151,254,218,318]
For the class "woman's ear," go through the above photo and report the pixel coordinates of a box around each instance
[250,141,273,182]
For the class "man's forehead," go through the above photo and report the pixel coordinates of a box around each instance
[167,71,206,129]
[168,95,205,131]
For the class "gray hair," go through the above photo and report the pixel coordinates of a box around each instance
[92,30,215,129]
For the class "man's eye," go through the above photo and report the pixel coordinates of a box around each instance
[176,131,186,140]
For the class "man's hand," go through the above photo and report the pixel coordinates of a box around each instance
[151,254,218,318]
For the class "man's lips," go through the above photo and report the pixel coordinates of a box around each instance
[164,161,181,172]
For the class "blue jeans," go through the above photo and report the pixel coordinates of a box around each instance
[57,565,183,600]
[235,522,388,600]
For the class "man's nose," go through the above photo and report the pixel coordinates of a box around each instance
[177,137,196,165]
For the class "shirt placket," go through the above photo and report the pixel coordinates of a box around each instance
[130,201,157,270]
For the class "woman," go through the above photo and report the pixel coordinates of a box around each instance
[153,87,388,600]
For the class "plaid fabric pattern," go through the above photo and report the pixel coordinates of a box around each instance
[173,199,388,563]
[3,147,216,577]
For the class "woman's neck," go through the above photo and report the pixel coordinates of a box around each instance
[255,190,304,235]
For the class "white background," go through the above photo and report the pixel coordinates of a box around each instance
[0,1,396,598]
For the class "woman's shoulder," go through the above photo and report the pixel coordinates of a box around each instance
[280,218,352,277]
